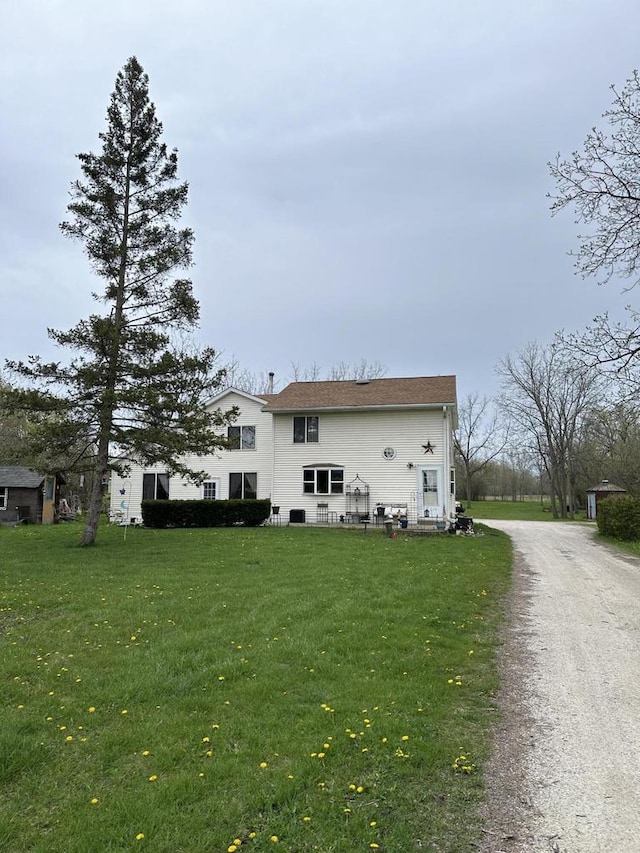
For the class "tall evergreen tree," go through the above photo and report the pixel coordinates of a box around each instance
[4,57,232,545]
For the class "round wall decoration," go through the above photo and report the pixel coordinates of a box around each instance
[383,446,396,459]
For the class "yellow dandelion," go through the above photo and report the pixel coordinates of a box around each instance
[302,816,311,823]
[202,736,210,743]
[148,775,157,782]
[90,797,99,805]
[65,735,73,742]
[401,735,410,741]
[270,836,279,844]
[141,750,150,756]
[135,833,144,841]
[88,706,96,713]
[260,761,268,768]
[228,846,238,853]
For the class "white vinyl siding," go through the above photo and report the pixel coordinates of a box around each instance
[270,407,451,519]
[111,390,274,519]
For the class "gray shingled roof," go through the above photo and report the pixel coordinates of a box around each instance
[0,466,45,488]
[586,480,626,493]
[263,375,457,412]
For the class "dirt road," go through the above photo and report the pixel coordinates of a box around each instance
[479,520,640,853]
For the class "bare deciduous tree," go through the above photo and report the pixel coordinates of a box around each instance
[498,342,601,518]
[453,393,509,505]
[289,360,387,382]
[549,69,640,289]
[550,68,640,393]
[220,356,278,396]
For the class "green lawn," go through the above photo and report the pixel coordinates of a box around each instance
[1,522,512,853]
[461,498,589,521]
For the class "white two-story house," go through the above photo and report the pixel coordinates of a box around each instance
[110,375,458,526]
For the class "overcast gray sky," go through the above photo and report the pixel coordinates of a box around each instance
[2,0,639,400]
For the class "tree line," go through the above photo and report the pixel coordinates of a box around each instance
[455,342,640,516]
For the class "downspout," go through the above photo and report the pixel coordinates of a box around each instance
[443,405,450,518]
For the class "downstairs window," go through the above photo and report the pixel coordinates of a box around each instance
[142,473,170,500]
[229,472,257,500]
[303,467,344,495]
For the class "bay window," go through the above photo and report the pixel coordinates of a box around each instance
[303,467,344,495]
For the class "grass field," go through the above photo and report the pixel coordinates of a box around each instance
[1,522,512,853]
[461,499,589,522]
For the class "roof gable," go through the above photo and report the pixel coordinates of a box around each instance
[263,376,457,412]
[205,386,277,409]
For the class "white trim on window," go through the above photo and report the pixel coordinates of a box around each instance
[0,486,8,510]
[228,425,256,450]
[293,415,319,443]
[303,467,344,495]
[201,479,220,500]
[229,472,258,500]
[142,472,170,500]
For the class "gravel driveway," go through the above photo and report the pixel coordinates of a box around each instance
[478,520,640,853]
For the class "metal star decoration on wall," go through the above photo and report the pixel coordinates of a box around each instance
[422,441,434,454]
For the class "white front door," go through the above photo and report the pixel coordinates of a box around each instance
[418,467,441,518]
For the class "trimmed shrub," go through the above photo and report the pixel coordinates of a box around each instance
[141,499,271,529]
[596,494,640,541]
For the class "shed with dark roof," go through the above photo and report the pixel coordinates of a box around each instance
[0,466,65,524]
[585,479,627,520]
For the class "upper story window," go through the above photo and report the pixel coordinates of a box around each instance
[142,472,169,500]
[293,416,319,443]
[228,425,256,450]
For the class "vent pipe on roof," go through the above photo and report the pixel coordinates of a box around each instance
[268,372,274,394]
